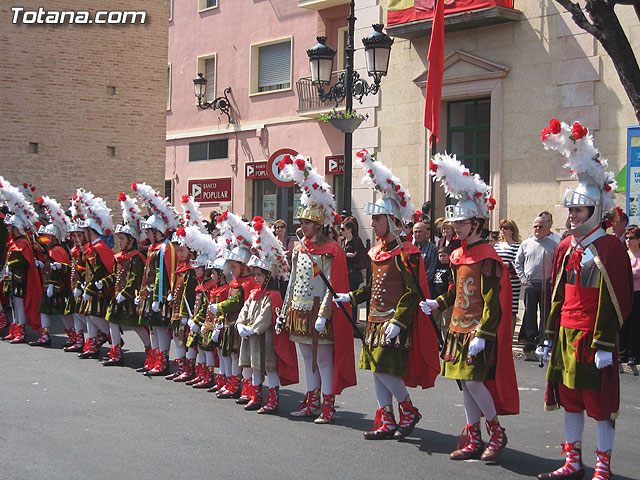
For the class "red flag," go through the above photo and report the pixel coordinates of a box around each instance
[424,0,445,146]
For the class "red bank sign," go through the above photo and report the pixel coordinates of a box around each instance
[245,162,269,179]
[325,155,344,175]
[188,178,232,204]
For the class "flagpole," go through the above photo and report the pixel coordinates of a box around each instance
[430,132,436,242]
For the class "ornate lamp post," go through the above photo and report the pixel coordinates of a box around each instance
[307,3,393,216]
[193,73,233,123]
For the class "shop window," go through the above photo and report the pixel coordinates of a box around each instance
[447,98,490,182]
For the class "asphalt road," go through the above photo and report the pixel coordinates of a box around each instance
[1,323,639,480]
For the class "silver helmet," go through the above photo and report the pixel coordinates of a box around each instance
[224,245,251,265]
[364,197,402,221]
[445,198,480,222]
[562,173,603,237]
[114,223,139,240]
[4,214,28,235]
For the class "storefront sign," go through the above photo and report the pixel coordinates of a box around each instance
[188,178,232,204]
[245,162,269,179]
[627,126,640,225]
[325,155,344,175]
[267,148,298,187]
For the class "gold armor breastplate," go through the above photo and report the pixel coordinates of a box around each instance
[369,256,404,323]
[450,263,483,333]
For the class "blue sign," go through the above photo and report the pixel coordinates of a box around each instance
[627,126,640,225]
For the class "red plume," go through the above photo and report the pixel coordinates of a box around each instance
[118,192,127,202]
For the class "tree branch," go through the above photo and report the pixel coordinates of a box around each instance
[555,0,600,38]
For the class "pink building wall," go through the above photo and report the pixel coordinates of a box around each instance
[166,0,347,220]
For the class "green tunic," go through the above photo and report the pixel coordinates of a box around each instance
[436,240,502,381]
[104,251,144,326]
[351,239,420,377]
[37,246,70,316]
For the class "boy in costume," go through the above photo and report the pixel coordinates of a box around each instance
[277,154,356,424]
[536,119,633,480]
[421,153,519,461]
[333,149,441,439]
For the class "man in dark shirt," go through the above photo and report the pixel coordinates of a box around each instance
[413,222,438,290]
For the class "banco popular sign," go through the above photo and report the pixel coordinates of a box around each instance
[188,178,232,204]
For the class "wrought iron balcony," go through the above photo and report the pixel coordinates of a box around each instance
[296,71,345,114]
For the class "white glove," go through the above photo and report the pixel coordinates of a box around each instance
[385,322,401,340]
[276,317,286,330]
[468,336,486,356]
[181,317,189,325]
[116,293,126,304]
[94,280,103,290]
[315,316,327,333]
[2,265,10,277]
[595,350,613,369]
[51,262,61,271]
[46,284,54,298]
[208,303,218,315]
[211,329,221,342]
[332,293,350,305]
[82,292,90,301]
[35,259,44,268]
[134,296,140,306]
[419,299,439,315]
[189,321,200,334]
[73,287,82,298]
[151,301,161,312]
[238,324,254,338]
[166,293,174,303]
[536,340,552,364]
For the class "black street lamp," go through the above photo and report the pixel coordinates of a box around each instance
[193,73,233,123]
[307,4,393,217]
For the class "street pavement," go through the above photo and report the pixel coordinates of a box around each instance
[1,323,639,480]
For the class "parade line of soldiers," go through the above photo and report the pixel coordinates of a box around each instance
[0,119,630,480]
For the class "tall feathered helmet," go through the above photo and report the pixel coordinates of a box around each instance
[175,225,218,268]
[76,189,113,236]
[428,153,495,221]
[18,183,37,204]
[37,196,71,240]
[114,192,143,240]
[216,210,254,265]
[180,195,206,233]
[131,182,179,235]
[280,154,341,226]
[68,189,87,234]
[247,216,290,279]
[541,118,616,236]
[356,149,419,227]
[0,177,40,235]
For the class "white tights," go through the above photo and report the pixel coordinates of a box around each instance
[72,313,87,333]
[153,326,171,352]
[563,411,615,452]
[462,380,497,425]
[131,326,151,347]
[299,343,334,395]
[11,297,26,325]
[173,331,186,358]
[251,369,279,387]
[373,372,409,408]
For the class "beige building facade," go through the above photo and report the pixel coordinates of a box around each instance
[0,1,168,213]
[373,0,639,234]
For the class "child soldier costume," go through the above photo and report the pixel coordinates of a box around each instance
[102,193,149,366]
[75,190,115,360]
[537,119,633,480]
[334,149,441,440]
[132,182,179,376]
[31,196,73,347]
[277,154,356,424]
[422,153,519,461]
[0,177,42,343]
[208,211,258,399]
[235,215,298,413]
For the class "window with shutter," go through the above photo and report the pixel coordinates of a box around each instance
[205,57,216,102]
[198,0,218,11]
[257,40,291,93]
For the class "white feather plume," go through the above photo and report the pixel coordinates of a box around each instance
[0,177,40,232]
[131,182,179,231]
[355,149,416,221]
[250,216,289,279]
[541,119,616,212]
[77,189,114,235]
[70,189,87,222]
[176,225,218,260]
[37,195,71,239]
[215,210,254,251]
[180,195,206,233]
[428,152,495,217]
[280,154,338,226]
[118,192,144,234]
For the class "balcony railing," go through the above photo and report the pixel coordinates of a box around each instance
[296,71,345,112]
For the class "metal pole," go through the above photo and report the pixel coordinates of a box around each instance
[342,0,356,217]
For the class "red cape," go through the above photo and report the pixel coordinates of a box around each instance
[9,236,42,330]
[368,241,441,389]
[86,240,115,274]
[450,242,520,416]
[300,240,357,395]
[229,275,259,301]
[250,288,299,387]
[113,249,145,264]
[546,233,633,416]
